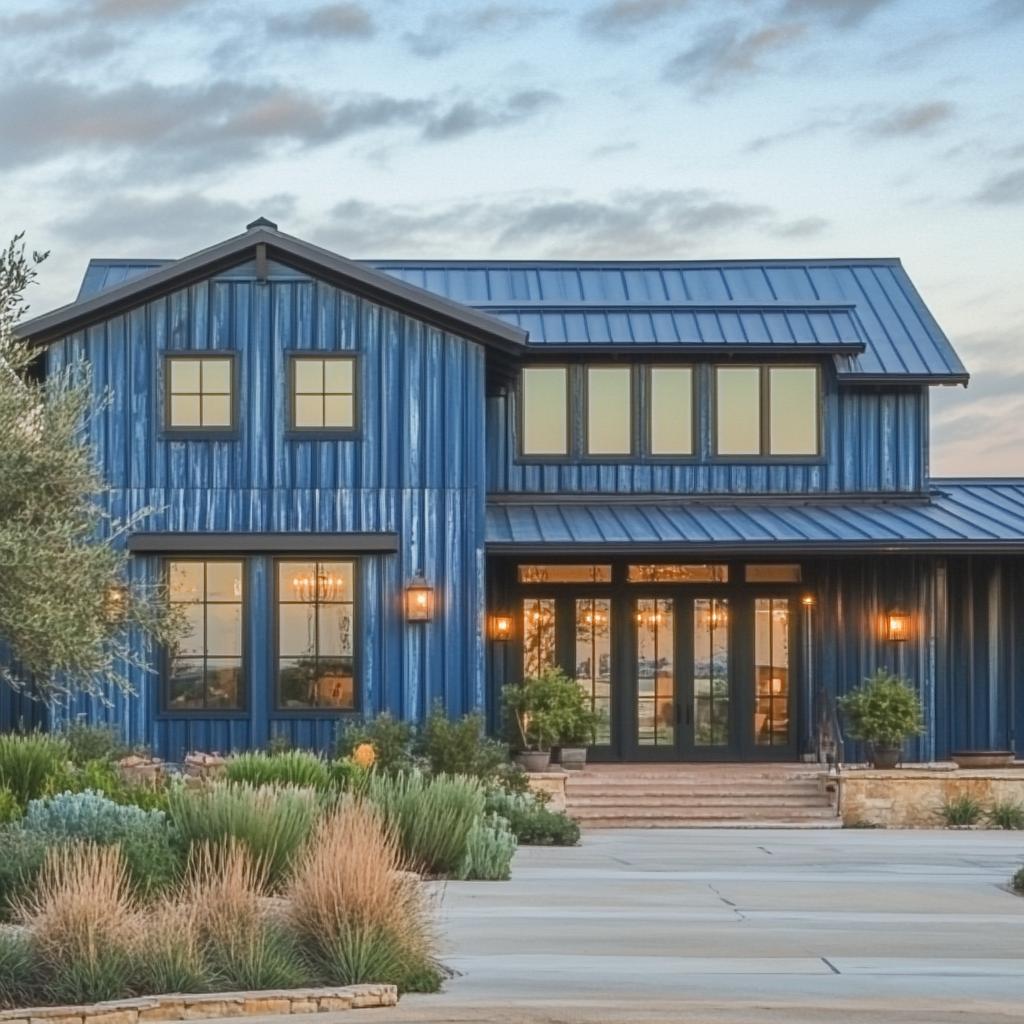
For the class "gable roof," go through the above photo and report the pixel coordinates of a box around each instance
[368,259,968,385]
[15,222,527,353]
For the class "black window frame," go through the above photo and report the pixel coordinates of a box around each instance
[583,364,636,459]
[519,364,571,459]
[285,351,361,440]
[273,556,361,715]
[645,364,697,460]
[161,352,240,440]
[161,557,247,715]
[712,363,822,461]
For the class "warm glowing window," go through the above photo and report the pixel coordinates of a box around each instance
[277,560,356,709]
[291,356,356,430]
[166,560,243,710]
[627,564,728,583]
[166,356,234,430]
[745,564,802,583]
[586,366,632,455]
[521,367,568,456]
[518,564,612,584]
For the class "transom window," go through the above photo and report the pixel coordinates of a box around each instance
[628,564,728,583]
[715,365,819,457]
[166,356,234,430]
[277,560,356,709]
[518,564,612,584]
[290,356,357,431]
[166,560,243,710]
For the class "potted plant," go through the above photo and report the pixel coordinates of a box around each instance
[553,682,604,772]
[502,669,566,771]
[838,669,925,769]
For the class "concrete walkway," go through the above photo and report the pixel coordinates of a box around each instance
[351,828,1024,1023]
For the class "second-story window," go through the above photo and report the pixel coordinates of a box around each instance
[715,365,819,457]
[648,366,693,456]
[586,366,631,456]
[166,355,234,431]
[521,366,568,456]
[290,355,357,432]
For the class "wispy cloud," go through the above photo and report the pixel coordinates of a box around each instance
[267,3,374,39]
[860,100,956,138]
[580,0,690,37]
[422,90,559,141]
[972,167,1024,205]
[780,0,892,27]
[404,4,552,58]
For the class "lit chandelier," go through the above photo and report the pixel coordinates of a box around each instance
[291,567,345,602]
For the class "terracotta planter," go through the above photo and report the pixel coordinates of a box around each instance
[559,746,588,771]
[870,745,901,770]
[514,750,552,772]
[951,750,1015,769]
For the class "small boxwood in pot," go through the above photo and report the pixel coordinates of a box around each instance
[838,669,924,768]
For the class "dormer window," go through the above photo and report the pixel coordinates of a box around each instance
[586,367,632,456]
[521,366,569,456]
[289,355,357,433]
[165,355,235,433]
[715,365,819,457]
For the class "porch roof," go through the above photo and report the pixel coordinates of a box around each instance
[484,480,1024,554]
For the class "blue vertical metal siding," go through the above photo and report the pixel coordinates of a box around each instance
[44,268,488,759]
[487,379,926,495]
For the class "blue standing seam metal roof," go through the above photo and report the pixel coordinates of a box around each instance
[485,481,1024,552]
[75,252,967,383]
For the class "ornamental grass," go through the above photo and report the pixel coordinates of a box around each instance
[285,800,441,992]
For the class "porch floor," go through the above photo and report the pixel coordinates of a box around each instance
[565,762,839,828]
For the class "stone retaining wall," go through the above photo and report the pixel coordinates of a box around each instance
[0,985,398,1024]
[526,770,567,812]
[839,767,1024,827]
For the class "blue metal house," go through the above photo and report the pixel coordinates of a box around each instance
[12,219,1024,762]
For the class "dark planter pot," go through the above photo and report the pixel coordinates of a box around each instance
[870,745,901,770]
[559,746,588,771]
[951,750,1015,769]
[514,750,552,773]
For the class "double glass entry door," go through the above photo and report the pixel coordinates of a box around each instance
[521,591,796,760]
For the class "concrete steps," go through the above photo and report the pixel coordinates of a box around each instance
[565,765,839,829]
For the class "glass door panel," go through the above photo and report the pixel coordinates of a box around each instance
[522,598,556,678]
[754,598,791,747]
[636,598,675,747]
[693,598,730,747]
[575,599,612,744]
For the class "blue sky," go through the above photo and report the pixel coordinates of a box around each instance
[1,0,1022,474]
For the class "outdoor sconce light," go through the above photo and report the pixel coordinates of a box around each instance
[492,614,513,641]
[886,608,910,642]
[801,594,816,607]
[405,577,435,622]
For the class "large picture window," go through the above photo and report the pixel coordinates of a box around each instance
[521,367,568,456]
[165,355,234,431]
[166,560,243,710]
[277,560,356,709]
[715,365,819,457]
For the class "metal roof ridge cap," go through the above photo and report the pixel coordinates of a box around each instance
[364,256,906,268]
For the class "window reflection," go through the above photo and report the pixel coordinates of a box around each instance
[715,367,760,455]
[693,598,729,746]
[522,367,568,455]
[769,367,818,455]
[277,560,355,709]
[587,367,631,455]
[167,357,233,429]
[522,598,556,678]
[636,598,674,747]
[291,356,356,430]
[575,599,611,744]
[167,560,243,710]
[649,367,693,455]
[755,598,790,746]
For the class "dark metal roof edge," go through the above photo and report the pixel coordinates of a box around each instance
[835,372,970,386]
[16,228,528,351]
[472,301,859,311]
[127,531,399,554]
[487,491,935,507]
[517,342,866,355]
[367,257,907,269]
[484,540,1024,555]
[930,477,1024,486]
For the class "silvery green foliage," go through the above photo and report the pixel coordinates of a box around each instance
[456,812,517,881]
[0,234,181,699]
[23,789,166,842]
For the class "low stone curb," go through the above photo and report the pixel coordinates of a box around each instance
[0,985,398,1024]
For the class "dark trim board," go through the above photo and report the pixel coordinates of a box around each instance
[128,532,400,554]
[485,541,1024,555]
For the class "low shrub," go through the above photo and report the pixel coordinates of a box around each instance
[16,844,138,1005]
[0,733,70,808]
[182,843,307,991]
[486,790,580,846]
[0,827,49,916]
[336,713,417,775]
[224,750,333,791]
[939,793,984,827]
[0,789,19,825]
[22,790,179,897]
[416,706,511,785]
[134,899,212,996]
[1013,866,1024,894]
[457,813,517,881]
[987,799,1024,830]
[168,783,321,888]
[62,722,130,766]
[286,801,441,992]
[0,928,33,1008]
[362,772,484,876]
[46,758,174,814]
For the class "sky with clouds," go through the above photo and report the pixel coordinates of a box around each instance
[1,0,1022,475]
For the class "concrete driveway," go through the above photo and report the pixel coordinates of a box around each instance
[355,828,1024,1024]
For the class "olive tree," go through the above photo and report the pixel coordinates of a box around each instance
[0,233,179,700]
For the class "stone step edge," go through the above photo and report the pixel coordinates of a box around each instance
[0,984,399,1023]
[580,819,843,829]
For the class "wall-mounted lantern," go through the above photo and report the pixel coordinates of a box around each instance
[886,608,910,642]
[801,594,816,607]
[405,576,435,622]
[491,614,513,641]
